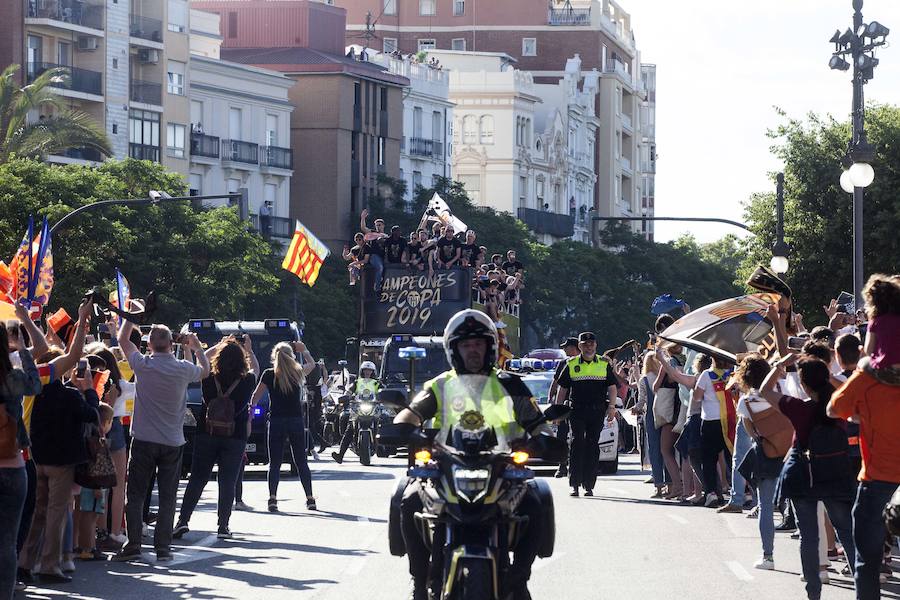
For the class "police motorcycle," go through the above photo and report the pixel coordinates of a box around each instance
[382,389,569,600]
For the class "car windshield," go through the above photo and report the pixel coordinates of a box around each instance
[523,377,552,404]
[384,345,447,382]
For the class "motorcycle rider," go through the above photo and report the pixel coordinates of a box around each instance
[332,361,380,463]
[393,309,558,600]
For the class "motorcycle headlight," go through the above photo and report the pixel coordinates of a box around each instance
[358,402,375,416]
[452,466,491,502]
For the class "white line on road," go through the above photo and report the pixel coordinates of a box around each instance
[667,513,688,525]
[725,561,754,582]
[608,487,627,496]
[168,533,220,566]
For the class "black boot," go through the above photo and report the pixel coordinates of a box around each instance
[407,577,429,600]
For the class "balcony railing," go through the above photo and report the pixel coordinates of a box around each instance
[250,214,294,239]
[129,143,160,162]
[26,0,104,30]
[517,207,574,238]
[55,147,103,162]
[433,139,444,158]
[129,79,161,105]
[548,5,591,26]
[129,14,163,42]
[190,132,219,159]
[408,137,433,157]
[221,139,258,165]
[27,62,101,96]
[261,145,292,169]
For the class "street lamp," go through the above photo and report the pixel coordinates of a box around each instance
[770,172,789,275]
[829,0,888,307]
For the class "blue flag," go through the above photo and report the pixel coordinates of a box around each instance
[651,293,685,315]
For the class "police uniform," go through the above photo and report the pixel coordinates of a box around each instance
[401,367,547,596]
[556,354,618,492]
[354,377,380,396]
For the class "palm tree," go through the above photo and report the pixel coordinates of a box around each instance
[0,63,112,163]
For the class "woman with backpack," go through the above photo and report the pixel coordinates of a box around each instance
[251,341,316,513]
[760,354,857,600]
[174,337,258,540]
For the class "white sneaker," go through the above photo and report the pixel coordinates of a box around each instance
[801,571,830,584]
[60,560,75,573]
[703,493,719,508]
[233,501,253,512]
[108,533,127,544]
[753,557,774,570]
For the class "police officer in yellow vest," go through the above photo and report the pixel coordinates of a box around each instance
[394,309,553,600]
[332,361,381,463]
[554,331,619,497]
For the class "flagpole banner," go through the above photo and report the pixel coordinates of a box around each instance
[423,193,468,233]
[283,220,330,287]
[30,217,54,306]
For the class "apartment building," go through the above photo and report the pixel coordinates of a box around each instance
[640,63,657,241]
[351,47,453,201]
[332,0,655,241]
[192,0,409,250]
[188,9,295,241]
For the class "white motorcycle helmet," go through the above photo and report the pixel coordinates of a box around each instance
[359,361,377,377]
[443,309,498,374]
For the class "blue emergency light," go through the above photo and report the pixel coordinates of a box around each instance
[253,407,263,416]
[265,319,291,329]
[190,319,215,330]
[399,346,426,360]
[393,334,413,343]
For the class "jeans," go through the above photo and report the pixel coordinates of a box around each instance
[17,464,75,574]
[729,420,756,506]
[178,434,245,529]
[16,459,36,553]
[853,480,899,600]
[124,439,183,554]
[568,409,605,491]
[756,476,777,557]
[644,393,664,486]
[700,419,731,496]
[235,460,246,503]
[267,417,313,498]
[793,497,856,599]
[369,254,384,291]
[0,467,26,599]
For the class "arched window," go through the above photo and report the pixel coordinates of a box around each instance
[463,115,478,144]
[479,115,494,144]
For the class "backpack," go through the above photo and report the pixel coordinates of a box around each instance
[75,415,117,489]
[205,377,242,437]
[807,422,852,488]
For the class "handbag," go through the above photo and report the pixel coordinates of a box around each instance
[745,403,794,459]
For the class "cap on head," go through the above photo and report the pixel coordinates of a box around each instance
[559,337,579,349]
[578,332,597,343]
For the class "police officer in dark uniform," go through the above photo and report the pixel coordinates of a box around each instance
[554,331,618,497]
[550,337,580,478]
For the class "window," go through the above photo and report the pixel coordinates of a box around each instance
[227,12,238,38]
[432,111,442,142]
[166,123,186,158]
[229,107,242,139]
[383,0,397,15]
[519,176,527,208]
[453,0,465,16]
[479,115,494,144]
[26,36,42,75]
[413,107,423,138]
[413,171,422,191]
[266,114,278,146]
[57,41,71,66]
[190,100,203,129]
[380,87,388,111]
[264,183,277,212]
[462,115,477,144]
[383,37,398,53]
[353,82,361,111]
[458,174,480,204]
[378,137,385,166]
[129,109,160,162]
[419,0,436,16]
[536,178,545,201]
[417,39,436,51]
[167,0,187,32]
[451,38,466,51]
[522,38,536,57]
[167,60,185,95]
[189,173,202,196]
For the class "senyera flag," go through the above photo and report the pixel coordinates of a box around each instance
[8,216,54,318]
[108,268,131,324]
[282,220,330,287]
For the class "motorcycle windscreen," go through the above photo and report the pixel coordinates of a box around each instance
[434,374,521,452]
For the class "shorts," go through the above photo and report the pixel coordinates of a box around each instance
[108,417,126,452]
[676,414,702,456]
[79,487,107,514]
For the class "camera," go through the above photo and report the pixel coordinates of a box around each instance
[172,333,185,344]
[76,358,89,378]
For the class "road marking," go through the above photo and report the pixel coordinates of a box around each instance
[168,533,220,566]
[343,516,377,576]
[667,513,688,525]
[725,560,754,582]
[608,487,627,496]
[357,515,370,523]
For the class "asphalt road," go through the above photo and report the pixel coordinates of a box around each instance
[19,453,899,600]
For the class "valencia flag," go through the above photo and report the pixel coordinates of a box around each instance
[282,220,330,287]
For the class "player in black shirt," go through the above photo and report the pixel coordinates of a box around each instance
[501,249,524,276]
[460,230,482,268]
[435,226,462,269]
[342,232,370,286]
[383,225,407,264]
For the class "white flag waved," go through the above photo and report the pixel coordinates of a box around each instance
[424,193,468,234]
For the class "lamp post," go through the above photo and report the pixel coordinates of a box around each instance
[829,0,889,307]
[770,172,789,275]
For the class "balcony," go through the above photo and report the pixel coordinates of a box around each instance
[621,112,633,131]
[26,0,104,31]
[27,62,102,97]
[408,137,434,158]
[190,132,219,159]
[221,139,258,165]
[434,139,444,159]
[129,14,163,42]
[129,79,161,105]
[250,214,294,240]
[548,5,591,26]
[621,156,632,173]
[261,145,293,170]
[129,143,159,162]
[517,207,574,238]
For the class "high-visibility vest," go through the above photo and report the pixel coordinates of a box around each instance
[355,378,380,395]
[428,369,522,448]
[566,355,610,381]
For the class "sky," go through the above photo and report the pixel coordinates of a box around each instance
[624,0,900,243]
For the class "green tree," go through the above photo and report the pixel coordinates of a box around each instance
[740,105,900,324]
[0,65,111,163]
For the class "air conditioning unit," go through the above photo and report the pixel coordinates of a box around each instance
[138,49,159,64]
[77,36,98,51]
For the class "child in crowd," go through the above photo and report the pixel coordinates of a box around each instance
[861,273,900,371]
[74,403,115,560]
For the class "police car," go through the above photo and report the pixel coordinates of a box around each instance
[178,318,302,477]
